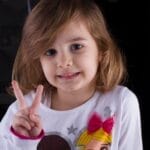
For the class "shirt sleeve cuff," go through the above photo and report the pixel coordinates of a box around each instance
[10,126,44,140]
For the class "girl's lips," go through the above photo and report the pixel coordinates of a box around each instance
[57,72,80,79]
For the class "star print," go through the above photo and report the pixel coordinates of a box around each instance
[104,106,111,118]
[67,125,78,135]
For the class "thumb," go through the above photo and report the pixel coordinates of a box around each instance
[29,114,43,137]
[29,114,42,128]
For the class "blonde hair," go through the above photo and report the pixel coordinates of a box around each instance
[77,128,112,146]
[11,0,126,95]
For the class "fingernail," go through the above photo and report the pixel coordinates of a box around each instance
[38,85,44,90]
[11,80,15,85]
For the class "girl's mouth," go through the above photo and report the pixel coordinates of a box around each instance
[57,72,80,80]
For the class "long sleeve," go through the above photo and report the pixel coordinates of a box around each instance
[118,89,143,150]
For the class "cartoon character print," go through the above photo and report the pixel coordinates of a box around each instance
[37,111,114,150]
[76,112,114,150]
[37,134,72,150]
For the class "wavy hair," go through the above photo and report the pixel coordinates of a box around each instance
[11,0,126,95]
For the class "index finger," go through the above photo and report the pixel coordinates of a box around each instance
[30,85,44,114]
[12,80,27,109]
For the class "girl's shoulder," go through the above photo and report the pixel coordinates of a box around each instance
[96,85,139,112]
[94,85,140,121]
[102,85,138,101]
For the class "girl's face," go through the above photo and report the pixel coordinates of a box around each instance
[40,19,100,93]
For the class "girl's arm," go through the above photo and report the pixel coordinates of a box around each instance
[0,101,43,150]
[119,89,143,150]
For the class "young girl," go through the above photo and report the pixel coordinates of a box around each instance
[0,0,143,149]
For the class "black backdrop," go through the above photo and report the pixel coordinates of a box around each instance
[0,0,149,149]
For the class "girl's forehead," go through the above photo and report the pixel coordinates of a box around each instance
[53,19,90,42]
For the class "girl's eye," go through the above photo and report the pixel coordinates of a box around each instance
[45,49,57,56]
[70,44,83,52]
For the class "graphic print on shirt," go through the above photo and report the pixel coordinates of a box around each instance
[104,106,112,118]
[67,125,78,135]
[76,112,114,150]
[37,124,78,150]
[37,134,73,150]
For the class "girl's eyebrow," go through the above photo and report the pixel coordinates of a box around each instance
[67,37,88,42]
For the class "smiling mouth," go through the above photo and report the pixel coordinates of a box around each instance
[57,72,80,80]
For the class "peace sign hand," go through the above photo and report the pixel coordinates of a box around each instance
[11,80,44,137]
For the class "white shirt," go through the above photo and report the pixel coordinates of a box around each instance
[0,85,143,150]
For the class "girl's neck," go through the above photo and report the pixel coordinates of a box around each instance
[51,87,96,110]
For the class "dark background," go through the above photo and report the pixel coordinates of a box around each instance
[0,0,149,149]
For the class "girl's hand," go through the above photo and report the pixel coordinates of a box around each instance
[11,80,44,137]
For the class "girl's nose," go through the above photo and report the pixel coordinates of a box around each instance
[56,53,73,68]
